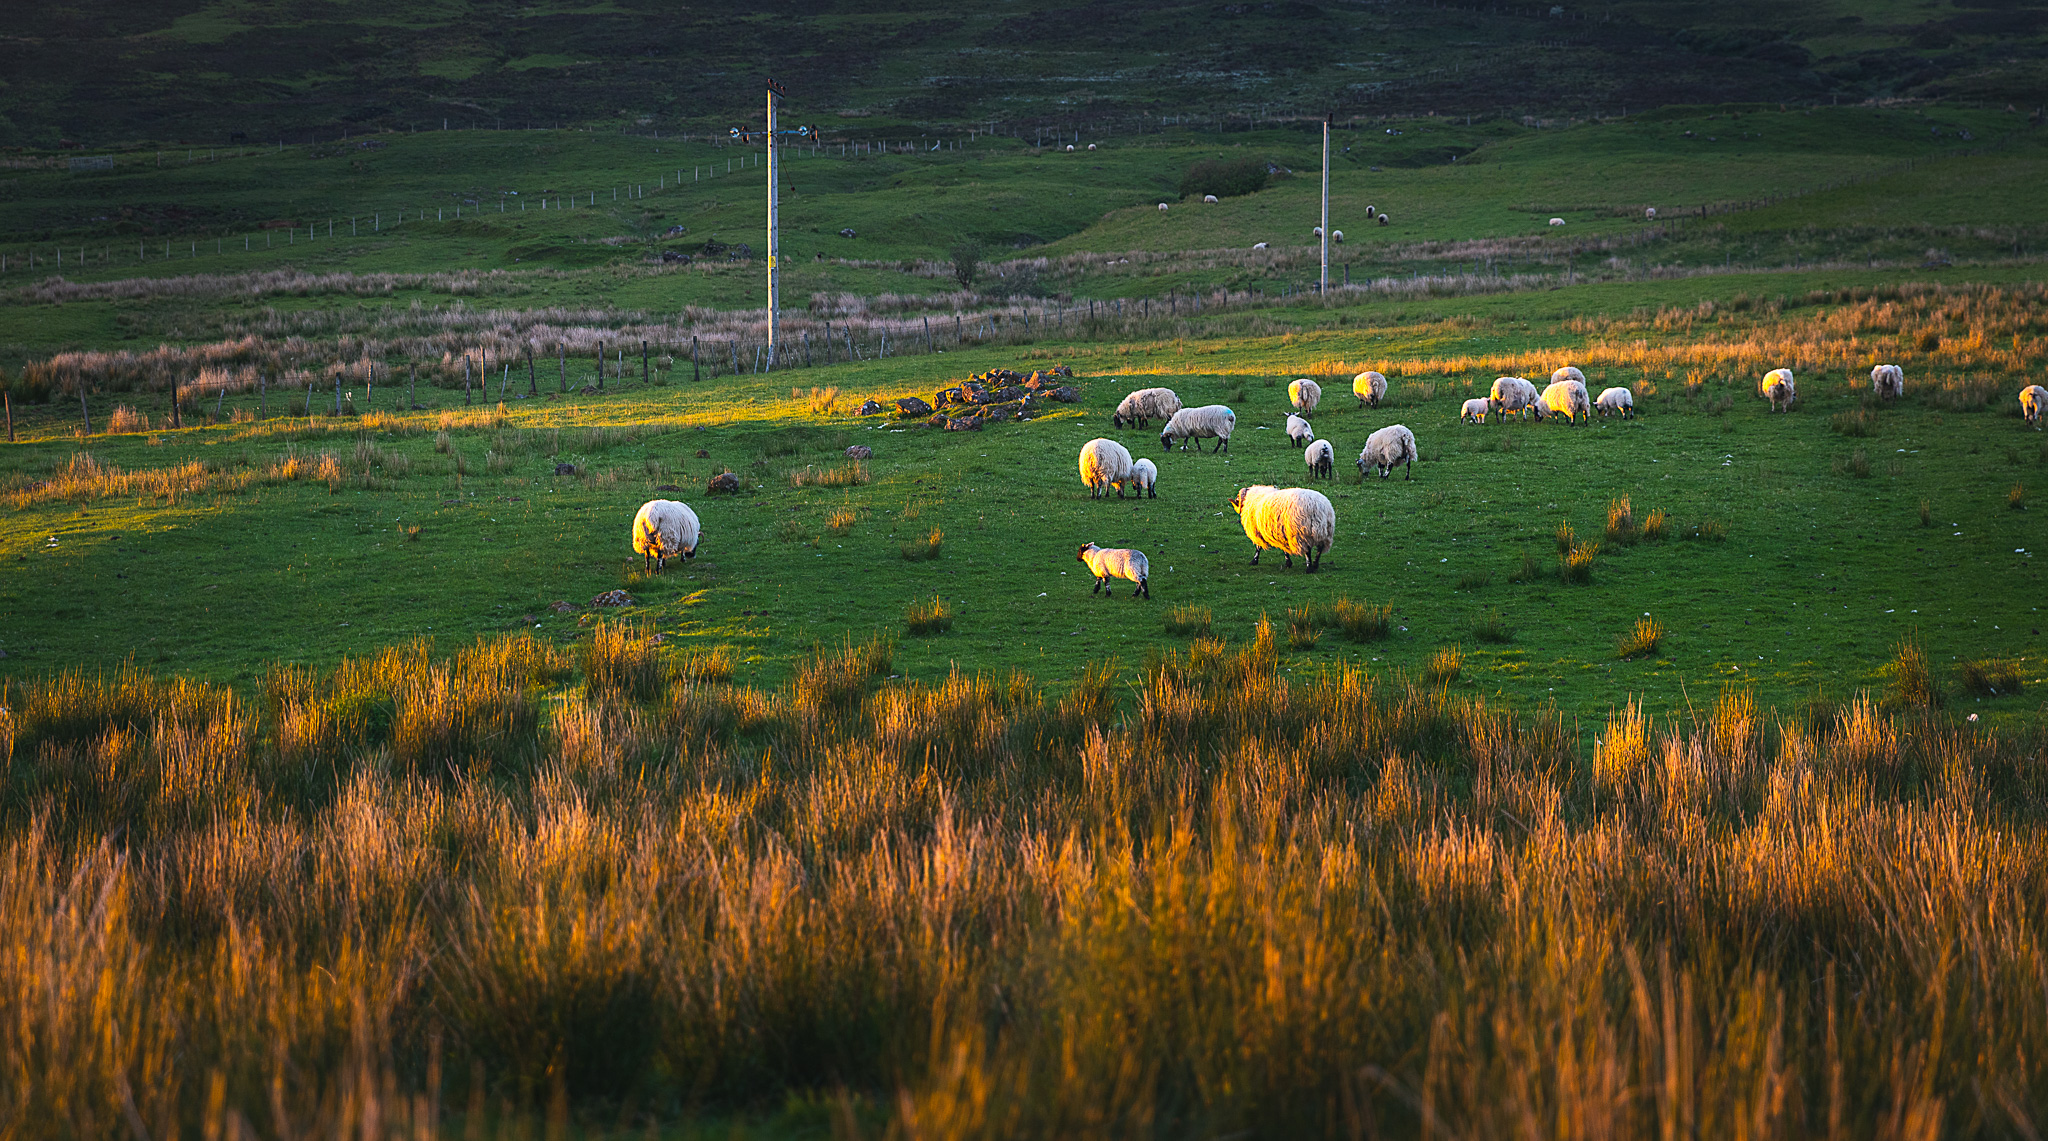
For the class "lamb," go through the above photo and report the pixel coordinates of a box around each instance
[1252,242,1269,250]
[1871,364,1905,400]
[1760,368,1796,413]
[1366,206,1377,218]
[1461,397,1492,424]
[1204,194,1219,203]
[1304,439,1335,479]
[1157,202,1170,212]
[1354,370,1388,408]
[1357,424,1419,480]
[1540,378,1591,424]
[2022,384,2046,429]
[1285,413,1315,447]
[1549,217,1566,226]
[1313,226,1324,238]
[1331,229,1344,243]
[1288,378,1322,415]
[1489,376,1545,421]
[1595,387,1635,419]
[1076,543,1150,598]
[1160,405,1236,453]
[1120,458,1158,499]
[1113,386,1183,429]
[1377,213,1391,226]
[1230,485,1335,571]
[1079,437,1136,499]
[632,499,700,571]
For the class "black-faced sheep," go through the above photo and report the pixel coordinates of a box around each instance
[632,499,700,570]
[1077,543,1150,598]
[1358,424,1419,479]
[1079,438,1135,499]
[1160,405,1236,453]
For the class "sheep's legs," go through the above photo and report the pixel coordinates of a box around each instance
[1135,579,1150,599]
[1249,548,1261,565]
[1093,577,1105,594]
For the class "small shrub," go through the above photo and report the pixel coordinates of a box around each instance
[901,525,944,561]
[1641,509,1669,542]
[1472,608,1513,644]
[1560,540,1599,584]
[806,385,840,414]
[1455,568,1493,591]
[1604,496,1637,546]
[1334,598,1392,641]
[1163,605,1212,637]
[1178,155,1270,200]
[1616,615,1664,660]
[1957,658,2024,697]
[1509,550,1544,583]
[1424,645,1464,686]
[108,405,148,433]
[1831,410,1879,437]
[1287,622,1320,651]
[2011,483,2028,511]
[1554,520,1576,555]
[1886,635,1942,710]
[905,596,955,636]
[403,525,422,542]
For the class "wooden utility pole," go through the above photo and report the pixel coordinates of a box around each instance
[766,79,787,370]
[1319,114,1331,295]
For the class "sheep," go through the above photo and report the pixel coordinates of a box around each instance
[1160,405,1236,453]
[1595,387,1635,419]
[1540,378,1591,424]
[1871,364,1905,400]
[2022,384,2047,429]
[1366,205,1377,218]
[1113,386,1183,429]
[1357,424,1419,480]
[1489,376,1545,422]
[1288,377,1322,415]
[1252,241,1269,250]
[1550,366,1586,388]
[632,499,700,571]
[1087,143,1096,151]
[1065,144,1075,152]
[1645,206,1658,219]
[1548,217,1566,226]
[1313,226,1324,238]
[1285,413,1315,448]
[1461,397,1492,424]
[1354,370,1388,408]
[1230,485,1335,571]
[1332,229,1344,243]
[1377,213,1391,226]
[1760,368,1796,413]
[1079,437,1136,499]
[1204,194,1219,203]
[1077,543,1150,598]
[1304,439,1335,479]
[1120,458,1158,499]
[1158,202,1170,212]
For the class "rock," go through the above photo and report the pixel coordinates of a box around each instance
[856,399,886,416]
[961,383,992,404]
[1047,386,1082,403]
[554,463,579,476]
[925,414,949,429]
[655,484,681,492]
[945,416,984,431]
[659,250,692,264]
[696,449,710,458]
[548,600,577,614]
[981,405,1013,423]
[896,396,934,418]
[590,589,634,607]
[839,227,857,238]
[935,386,965,407]
[708,471,741,494]
[578,384,600,395]
[991,385,1028,403]
[845,445,873,459]
[1051,364,1075,378]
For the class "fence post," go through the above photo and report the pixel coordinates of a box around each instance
[305,381,314,420]
[598,341,605,391]
[642,340,649,385]
[410,365,417,410]
[692,336,700,381]
[528,344,537,395]
[335,371,342,415]
[803,330,811,367]
[464,357,472,405]
[259,373,267,418]
[216,387,226,420]
[559,344,567,393]
[924,316,933,354]
[4,391,11,442]
[170,374,180,429]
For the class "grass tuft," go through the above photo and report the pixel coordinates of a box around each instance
[1286,622,1319,651]
[1604,496,1637,546]
[1957,658,2024,698]
[2010,483,2027,511]
[1553,519,1576,555]
[904,596,955,636]
[827,505,858,532]
[1424,644,1463,685]
[1333,598,1392,642]
[1163,605,1212,637]
[1472,608,1514,644]
[1831,409,1880,437]
[1641,508,1669,542]
[582,623,665,702]
[901,525,944,561]
[1616,615,1664,660]
[1455,568,1493,591]
[1886,634,1943,710]
[789,461,869,489]
[1919,499,1934,527]
[1560,540,1599,584]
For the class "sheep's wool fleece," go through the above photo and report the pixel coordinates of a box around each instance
[1237,486,1336,558]
[633,499,700,558]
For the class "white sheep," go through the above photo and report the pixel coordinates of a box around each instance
[1540,378,1590,424]
[1548,217,1565,226]
[1358,424,1419,479]
[1120,458,1158,499]
[1285,413,1315,448]
[2021,384,2046,429]
[1230,485,1335,571]
[1077,543,1150,598]
[1377,213,1391,226]
[1354,370,1388,408]
[1871,364,1905,400]
[1079,437,1135,499]
[1645,207,1657,219]
[1157,202,1169,212]
[1595,387,1635,419]
[1305,439,1335,479]
[1113,386,1183,429]
[1160,405,1236,453]
[1288,378,1322,415]
[1066,144,1075,152]
[1550,366,1586,388]
[1365,205,1377,218]
[1489,376,1545,421]
[1332,229,1344,244]
[1252,241,1269,250]
[1760,368,1796,413]
[632,499,701,571]
[1461,397,1492,424]
[1313,226,1323,238]
[1087,143,1096,151]
[1203,194,1219,203]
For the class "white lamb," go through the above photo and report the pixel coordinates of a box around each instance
[1157,202,1169,212]
[1331,229,1344,244]
[1377,213,1391,226]
[1204,194,1219,203]
[1080,438,1136,499]
[1119,458,1158,499]
[1595,387,1635,419]
[1354,370,1388,408]
[1871,364,1905,400]
[1076,543,1150,598]
[1489,376,1545,421]
[1160,405,1236,453]
[1289,378,1322,415]
[1252,241,1269,250]
[1312,226,1323,238]
[1540,378,1590,424]
[1461,397,1492,424]
[1760,368,1796,413]
[1113,386,1183,429]
[1358,424,1419,480]
[1285,413,1315,447]
[1230,485,1335,572]
[632,499,700,571]
[1304,439,1335,479]
[2021,385,2046,429]
[1549,217,1565,226]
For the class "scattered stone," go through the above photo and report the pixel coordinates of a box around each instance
[708,471,742,493]
[655,483,681,492]
[856,399,886,416]
[578,384,600,395]
[981,405,1013,423]
[590,589,634,607]
[549,600,577,614]
[926,414,949,429]
[695,449,710,458]
[896,396,935,418]
[945,416,984,431]
[554,463,580,476]
[659,250,692,264]
[1047,386,1082,403]
[839,227,857,238]
[845,445,873,459]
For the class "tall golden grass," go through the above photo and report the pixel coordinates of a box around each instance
[2,632,2045,1137]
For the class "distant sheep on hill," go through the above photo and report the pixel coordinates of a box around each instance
[1871,364,1905,400]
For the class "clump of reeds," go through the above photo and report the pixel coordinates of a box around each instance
[2011,483,2027,510]
[1424,644,1463,685]
[1508,550,1543,582]
[1919,499,1934,527]
[1286,621,1319,650]
[1885,634,1942,709]
[901,526,944,561]
[674,644,736,683]
[790,461,869,489]
[1957,658,2024,697]
[806,385,840,414]
[1641,508,1668,541]
[1594,698,1653,792]
[1604,496,1637,546]
[1554,519,1575,554]
[1833,449,1872,478]
[1455,568,1493,591]
[1615,615,1664,659]
[1831,409,1879,437]
[1471,608,1513,644]
[108,405,148,433]
[1560,540,1598,584]
[1686,519,1728,542]
[1333,598,1391,641]
[1163,605,1212,637]
[904,597,954,635]
[581,623,666,702]
[826,506,857,532]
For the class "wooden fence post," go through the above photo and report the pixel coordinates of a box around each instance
[409,365,417,410]
[642,340,648,385]
[924,316,933,353]
[559,344,567,393]
[598,341,605,391]
[334,371,342,415]
[802,330,811,367]
[464,357,472,405]
[169,374,180,429]
[4,391,12,442]
[527,344,537,395]
[692,336,700,382]
[259,373,267,418]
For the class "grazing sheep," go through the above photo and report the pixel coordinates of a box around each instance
[1087,143,1097,151]
[1313,226,1324,238]
[632,499,700,571]
[1489,376,1545,421]
[1540,379,1591,424]
[1079,438,1136,499]
[1377,213,1391,226]
[1113,386,1183,429]
[1252,241,1269,250]
[1158,202,1170,212]
[1366,205,1377,218]
[1354,370,1388,408]
[2021,384,2046,429]
[1548,217,1566,226]
[1760,368,1796,413]
[1550,366,1586,388]
[1231,485,1336,571]
[1204,194,1219,203]
[1065,144,1075,152]
[1289,378,1323,415]
[1077,543,1151,598]
[1121,457,1158,498]
[1332,229,1344,243]
[1285,413,1315,447]
[1645,206,1658,219]
[1160,405,1237,453]
[1461,397,1492,424]
[1305,439,1335,479]
[1595,387,1635,419]
[1357,424,1419,479]
[1871,364,1905,400]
